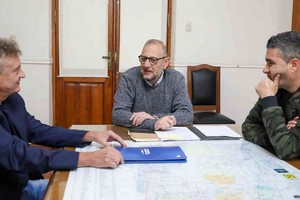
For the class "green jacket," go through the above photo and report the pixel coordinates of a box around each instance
[242,88,300,160]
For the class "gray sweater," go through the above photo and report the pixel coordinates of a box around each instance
[112,66,193,130]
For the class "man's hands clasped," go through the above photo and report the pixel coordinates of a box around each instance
[286,116,299,130]
[130,112,177,131]
[154,116,176,131]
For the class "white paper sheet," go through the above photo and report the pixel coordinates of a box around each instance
[194,125,242,138]
[155,127,200,141]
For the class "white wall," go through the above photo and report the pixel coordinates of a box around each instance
[172,0,293,66]
[20,62,52,124]
[0,0,52,124]
[0,0,293,126]
[171,0,293,125]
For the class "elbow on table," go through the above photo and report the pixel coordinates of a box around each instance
[274,141,299,160]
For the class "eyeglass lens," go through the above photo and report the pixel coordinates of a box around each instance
[138,56,165,65]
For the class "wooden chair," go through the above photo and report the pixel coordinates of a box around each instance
[187,64,235,124]
[116,72,123,88]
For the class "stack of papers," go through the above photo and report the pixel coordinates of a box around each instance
[128,127,199,142]
[128,126,241,142]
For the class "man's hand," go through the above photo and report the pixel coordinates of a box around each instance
[83,130,126,147]
[78,146,124,168]
[154,115,176,130]
[130,112,155,126]
[286,116,299,130]
[255,74,280,98]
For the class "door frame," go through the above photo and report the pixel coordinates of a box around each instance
[51,0,173,126]
[292,0,300,31]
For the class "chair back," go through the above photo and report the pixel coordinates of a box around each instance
[187,64,220,113]
[116,72,123,87]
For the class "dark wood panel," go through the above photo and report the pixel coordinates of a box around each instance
[166,0,173,58]
[292,0,300,31]
[55,77,112,128]
[65,82,104,126]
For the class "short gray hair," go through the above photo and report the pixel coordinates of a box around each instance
[0,37,22,72]
[0,37,22,58]
[267,31,300,63]
[143,39,168,56]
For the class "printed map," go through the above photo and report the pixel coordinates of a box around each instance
[64,140,300,200]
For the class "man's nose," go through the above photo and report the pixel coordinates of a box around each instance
[20,68,26,78]
[262,65,269,74]
[143,59,152,67]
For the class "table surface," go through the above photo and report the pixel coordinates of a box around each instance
[43,125,300,200]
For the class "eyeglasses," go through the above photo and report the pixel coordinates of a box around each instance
[138,55,167,65]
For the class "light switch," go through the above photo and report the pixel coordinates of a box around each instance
[185,22,192,32]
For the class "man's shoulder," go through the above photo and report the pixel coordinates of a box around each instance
[293,88,300,98]
[122,66,142,81]
[124,66,140,74]
[165,67,179,73]
[277,88,300,101]
[6,93,24,104]
[164,68,184,79]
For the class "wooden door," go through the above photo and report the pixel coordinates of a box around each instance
[52,0,172,128]
[52,0,119,128]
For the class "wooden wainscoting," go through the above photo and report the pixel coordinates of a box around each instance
[55,77,113,128]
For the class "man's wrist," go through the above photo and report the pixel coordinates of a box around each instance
[83,131,94,142]
[153,115,159,120]
[260,96,278,109]
[78,152,92,167]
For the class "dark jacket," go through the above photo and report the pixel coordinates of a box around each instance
[242,88,300,160]
[0,93,89,199]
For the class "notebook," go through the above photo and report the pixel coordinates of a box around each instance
[128,128,160,142]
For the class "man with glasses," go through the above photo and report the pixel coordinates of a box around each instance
[112,39,193,130]
[242,31,300,160]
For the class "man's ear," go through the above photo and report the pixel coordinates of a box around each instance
[163,57,170,69]
[290,58,300,72]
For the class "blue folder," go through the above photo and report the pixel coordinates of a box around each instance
[116,146,187,164]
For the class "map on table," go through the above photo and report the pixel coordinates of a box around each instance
[64,140,300,200]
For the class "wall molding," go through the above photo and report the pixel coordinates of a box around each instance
[21,58,53,65]
[171,62,264,69]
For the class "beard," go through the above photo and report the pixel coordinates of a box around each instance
[143,73,155,82]
[140,67,155,81]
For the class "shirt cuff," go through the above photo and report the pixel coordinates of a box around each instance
[260,96,278,109]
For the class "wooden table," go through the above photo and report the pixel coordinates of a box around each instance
[43,125,300,200]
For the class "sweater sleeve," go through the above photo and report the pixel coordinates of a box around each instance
[112,73,136,128]
[167,72,193,125]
